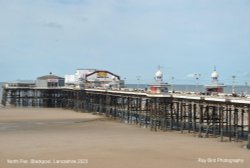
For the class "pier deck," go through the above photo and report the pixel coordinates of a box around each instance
[1,86,250,149]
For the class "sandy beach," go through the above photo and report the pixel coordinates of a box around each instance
[0,107,249,168]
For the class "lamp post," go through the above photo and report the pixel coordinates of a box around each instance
[194,73,201,93]
[136,76,141,91]
[171,76,175,92]
[232,75,236,94]
[245,81,248,96]
[123,77,126,88]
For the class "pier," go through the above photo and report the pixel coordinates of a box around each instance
[1,85,250,149]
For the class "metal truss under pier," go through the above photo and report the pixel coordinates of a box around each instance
[1,87,250,149]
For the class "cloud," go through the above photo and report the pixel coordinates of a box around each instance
[236,72,250,78]
[43,22,63,29]
[0,0,250,83]
[185,73,202,79]
[186,73,195,78]
[54,0,85,5]
[80,16,88,22]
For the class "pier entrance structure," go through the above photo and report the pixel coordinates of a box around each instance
[1,70,250,149]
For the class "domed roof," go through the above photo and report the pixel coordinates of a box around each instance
[211,70,219,78]
[211,66,219,79]
[155,70,163,78]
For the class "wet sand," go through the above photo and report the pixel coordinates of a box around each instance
[0,107,249,168]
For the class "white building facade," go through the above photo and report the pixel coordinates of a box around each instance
[65,69,124,89]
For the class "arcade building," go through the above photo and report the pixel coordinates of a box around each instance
[65,69,124,89]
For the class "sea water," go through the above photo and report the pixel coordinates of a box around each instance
[126,84,250,95]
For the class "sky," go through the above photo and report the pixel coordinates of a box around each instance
[0,0,250,85]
